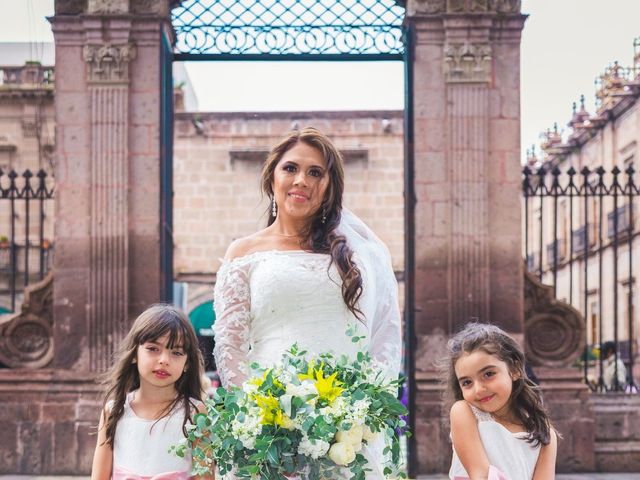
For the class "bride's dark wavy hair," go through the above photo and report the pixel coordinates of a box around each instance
[443,323,553,447]
[260,127,363,320]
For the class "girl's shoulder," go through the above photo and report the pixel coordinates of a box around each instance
[450,400,493,423]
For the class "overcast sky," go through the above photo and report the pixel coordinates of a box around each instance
[2,0,640,162]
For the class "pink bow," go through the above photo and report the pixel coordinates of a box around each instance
[453,465,509,480]
[112,466,191,480]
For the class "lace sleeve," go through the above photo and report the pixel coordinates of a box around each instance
[213,258,252,388]
[368,250,402,381]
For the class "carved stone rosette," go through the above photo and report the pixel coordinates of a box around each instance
[87,0,129,14]
[0,273,54,368]
[444,41,492,83]
[524,269,585,368]
[83,43,136,85]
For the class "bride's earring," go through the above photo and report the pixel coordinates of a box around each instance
[272,197,277,217]
[321,207,326,224]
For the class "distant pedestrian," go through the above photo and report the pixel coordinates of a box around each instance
[90,304,212,479]
[601,341,627,391]
[444,323,557,480]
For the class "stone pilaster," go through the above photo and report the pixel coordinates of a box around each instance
[83,42,134,370]
[49,1,171,372]
[405,0,526,473]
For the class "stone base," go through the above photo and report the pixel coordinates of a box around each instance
[535,367,595,473]
[592,394,640,472]
[0,369,100,474]
[415,371,451,474]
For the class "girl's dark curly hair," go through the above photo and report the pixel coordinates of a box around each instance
[99,304,204,447]
[260,127,363,320]
[444,322,553,447]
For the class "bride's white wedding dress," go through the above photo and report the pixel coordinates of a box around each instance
[212,212,403,479]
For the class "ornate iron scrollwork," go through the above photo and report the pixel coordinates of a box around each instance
[172,0,405,57]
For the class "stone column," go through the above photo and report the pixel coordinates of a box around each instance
[50,0,171,370]
[404,0,526,472]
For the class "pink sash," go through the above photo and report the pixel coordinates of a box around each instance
[453,465,509,480]
[112,466,191,480]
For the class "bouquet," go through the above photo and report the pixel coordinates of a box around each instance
[174,330,409,479]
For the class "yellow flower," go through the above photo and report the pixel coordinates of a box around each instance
[249,369,283,392]
[298,361,321,382]
[315,370,344,403]
[255,393,284,426]
[298,361,344,403]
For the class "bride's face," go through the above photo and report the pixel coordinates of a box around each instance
[272,141,330,223]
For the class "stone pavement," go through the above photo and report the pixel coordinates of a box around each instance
[2,475,640,480]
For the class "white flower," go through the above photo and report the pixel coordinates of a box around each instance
[362,424,381,443]
[242,382,258,395]
[320,395,348,419]
[298,435,330,460]
[231,408,262,450]
[328,441,356,466]
[286,381,318,399]
[336,424,363,452]
[345,398,370,425]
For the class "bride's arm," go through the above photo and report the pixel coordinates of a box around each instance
[212,254,252,388]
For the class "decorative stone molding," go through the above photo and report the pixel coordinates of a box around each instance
[0,273,54,368]
[130,0,170,15]
[489,0,521,13]
[55,0,87,15]
[407,0,520,14]
[524,269,585,368]
[83,43,136,84]
[87,0,129,14]
[411,0,446,14]
[443,41,492,83]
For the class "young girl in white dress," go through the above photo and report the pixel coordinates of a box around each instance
[91,305,210,480]
[445,323,557,480]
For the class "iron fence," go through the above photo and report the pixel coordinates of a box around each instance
[0,169,54,312]
[523,165,639,393]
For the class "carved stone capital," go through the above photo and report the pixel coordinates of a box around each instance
[130,0,170,15]
[407,0,521,15]
[0,273,53,369]
[443,41,492,83]
[410,0,446,14]
[55,0,87,15]
[83,43,136,84]
[87,0,129,14]
[524,270,585,368]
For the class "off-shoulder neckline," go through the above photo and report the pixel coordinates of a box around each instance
[221,249,330,266]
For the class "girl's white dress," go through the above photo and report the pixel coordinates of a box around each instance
[213,214,402,480]
[449,405,541,480]
[111,391,192,478]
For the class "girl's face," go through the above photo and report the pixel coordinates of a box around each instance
[135,332,188,390]
[272,142,330,223]
[454,349,515,417]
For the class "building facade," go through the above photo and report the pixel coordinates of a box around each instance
[525,39,640,385]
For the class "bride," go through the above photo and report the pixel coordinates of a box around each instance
[212,127,402,479]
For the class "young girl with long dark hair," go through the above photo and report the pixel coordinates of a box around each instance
[445,323,557,479]
[91,304,207,480]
